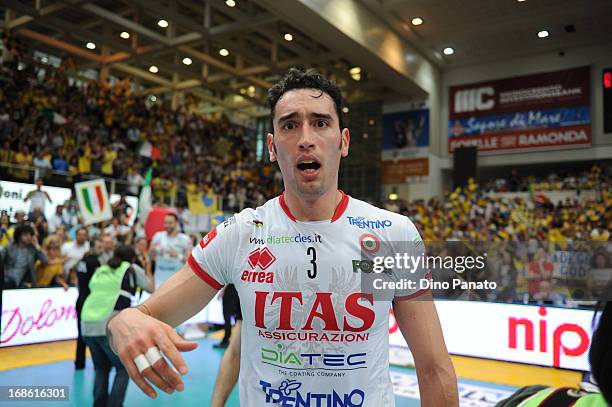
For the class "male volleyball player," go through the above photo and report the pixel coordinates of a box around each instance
[107,68,458,406]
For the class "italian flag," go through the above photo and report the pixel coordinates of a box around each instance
[138,167,153,223]
[82,184,107,215]
[75,179,112,225]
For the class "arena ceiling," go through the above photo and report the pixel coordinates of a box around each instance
[2,0,611,118]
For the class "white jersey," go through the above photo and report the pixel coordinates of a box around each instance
[189,192,427,407]
[151,231,192,288]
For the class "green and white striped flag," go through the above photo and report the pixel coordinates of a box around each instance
[75,179,112,225]
[138,168,153,224]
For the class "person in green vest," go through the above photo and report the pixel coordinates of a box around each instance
[496,282,612,407]
[81,245,154,407]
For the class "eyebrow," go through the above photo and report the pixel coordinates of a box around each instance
[277,112,334,124]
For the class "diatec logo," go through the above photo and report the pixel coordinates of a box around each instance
[248,247,276,270]
[454,86,495,113]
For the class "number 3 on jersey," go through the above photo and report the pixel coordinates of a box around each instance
[307,246,317,279]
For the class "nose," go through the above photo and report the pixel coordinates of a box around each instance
[298,126,316,150]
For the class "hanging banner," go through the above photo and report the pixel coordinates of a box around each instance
[75,179,112,225]
[448,66,591,154]
[382,108,429,183]
[186,191,218,215]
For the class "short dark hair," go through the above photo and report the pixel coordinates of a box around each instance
[108,245,136,269]
[14,225,34,243]
[267,68,344,131]
[164,212,179,222]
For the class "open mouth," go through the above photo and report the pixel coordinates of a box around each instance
[296,161,321,171]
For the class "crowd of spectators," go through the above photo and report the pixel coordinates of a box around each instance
[0,53,280,211]
[482,165,611,193]
[388,168,611,243]
[1,44,610,308]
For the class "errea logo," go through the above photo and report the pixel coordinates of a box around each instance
[242,248,276,284]
[248,247,276,270]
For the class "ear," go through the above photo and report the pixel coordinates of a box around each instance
[267,133,277,162]
[340,128,350,158]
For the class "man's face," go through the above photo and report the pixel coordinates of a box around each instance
[76,229,88,244]
[36,178,43,188]
[164,215,177,233]
[136,239,147,253]
[94,240,103,254]
[267,88,350,198]
[20,232,33,245]
[102,236,114,252]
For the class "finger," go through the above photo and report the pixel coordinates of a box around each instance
[119,351,158,399]
[141,365,175,395]
[150,354,185,392]
[164,327,198,374]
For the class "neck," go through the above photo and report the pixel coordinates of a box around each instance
[282,187,341,221]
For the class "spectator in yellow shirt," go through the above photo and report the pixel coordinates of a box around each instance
[13,145,33,180]
[78,141,92,174]
[101,146,117,176]
[36,236,69,289]
[0,214,13,247]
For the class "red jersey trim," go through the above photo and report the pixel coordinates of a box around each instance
[187,254,224,290]
[278,193,297,222]
[394,272,432,301]
[279,190,349,223]
[331,190,349,222]
[394,288,429,302]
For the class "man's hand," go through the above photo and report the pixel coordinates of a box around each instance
[107,308,198,399]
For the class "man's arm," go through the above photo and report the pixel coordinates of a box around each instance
[107,262,219,399]
[210,320,241,407]
[393,293,458,407]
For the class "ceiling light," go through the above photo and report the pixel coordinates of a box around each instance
[120,31,130,39]
[389,193,399,200]
[157,19,168,28]
[226,0,236,6]
[182,57,192,65]
[538,30,549,38]
[240,88,246,94]
[150,96,157,102]
[342,106,349,113]
[149,65,159,73]
[41,56,48,63]
[443,47,454,55]
[219,48,229,57]
[284,33,293,41]
[411,17,423,26]
[349,66,361,75]
[86,42,96,50]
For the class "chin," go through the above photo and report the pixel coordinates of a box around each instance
[296,182,326,197]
